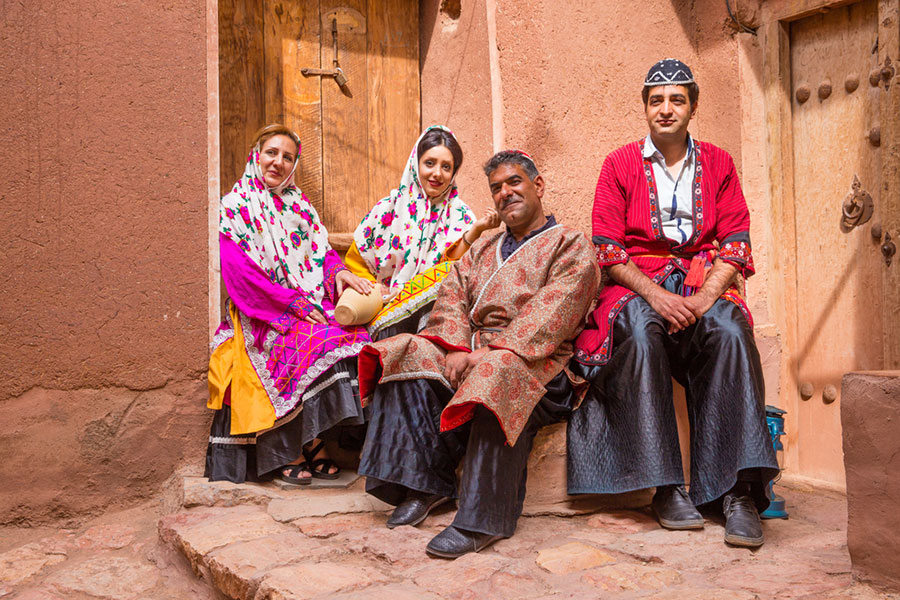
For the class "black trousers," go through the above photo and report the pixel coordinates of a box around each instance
[568,271,778,510]
[359,372,574,538]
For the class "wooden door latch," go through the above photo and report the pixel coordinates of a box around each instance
[300,18,349,90]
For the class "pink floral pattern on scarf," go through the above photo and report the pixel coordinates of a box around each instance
[353,125,474,296]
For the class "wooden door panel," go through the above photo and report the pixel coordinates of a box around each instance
[219,0,265,191]
[367,0,420,207]
[321,1,369,234]
[264,0,325,213]
[219,0,421,248]
[789,0,882,486]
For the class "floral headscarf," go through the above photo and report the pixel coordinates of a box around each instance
[353,125,474,296]
[219,138,333,311]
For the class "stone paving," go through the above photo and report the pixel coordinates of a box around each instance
[2,474,898,599]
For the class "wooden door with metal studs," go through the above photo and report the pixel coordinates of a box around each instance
[787,0,898,487]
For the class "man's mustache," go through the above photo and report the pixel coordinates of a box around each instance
[500,194,523,209]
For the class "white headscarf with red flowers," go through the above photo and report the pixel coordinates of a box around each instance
[353,125,474,296]
[219,140,333,310]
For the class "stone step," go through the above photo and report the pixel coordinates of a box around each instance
[158,481,868,600]
[182,423,653,517]
[164,433,652,599]
[158,504,401,600]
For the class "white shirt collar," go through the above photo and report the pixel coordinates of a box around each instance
[642,134,694,161]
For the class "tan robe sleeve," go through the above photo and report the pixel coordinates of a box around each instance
[487,232,601,362]
[357,243,480,402]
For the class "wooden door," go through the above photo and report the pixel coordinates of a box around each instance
[218,0,421,250]
[788,0,893,487]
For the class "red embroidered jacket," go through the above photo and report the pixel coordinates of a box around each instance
[573,139,753,366]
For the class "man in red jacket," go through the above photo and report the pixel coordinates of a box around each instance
[569,59,778,547]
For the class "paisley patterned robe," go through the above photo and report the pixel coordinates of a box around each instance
[358,224,600,445]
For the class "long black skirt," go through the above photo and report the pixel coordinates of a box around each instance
[359,372,575,537]
[204,356,364,483]
[568,270,779,510]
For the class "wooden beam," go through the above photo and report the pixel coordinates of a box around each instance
[762,0,861,23]
[761,20,803,472]
[879,0,900,367]
[366,0,420,220]
[320,0,369,234]
[218,0,264,190]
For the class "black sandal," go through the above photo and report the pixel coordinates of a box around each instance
[280,462,313,485]
[303,440,341,480]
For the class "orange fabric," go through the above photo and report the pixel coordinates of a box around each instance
[343,241,378,282]
[207,302,276,434]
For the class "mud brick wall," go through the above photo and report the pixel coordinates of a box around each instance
[841,371,900,592]
[0,0,211,525]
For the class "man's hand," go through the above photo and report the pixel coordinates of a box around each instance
[609,261,694,333]
[336,270,374,296]
[646,287,697,334]
[460,347,489,380]
[682,290,717,321]
[473,208,501,233]
[685,260,738,321]
[444,347,489,388]
[444,352,469,389]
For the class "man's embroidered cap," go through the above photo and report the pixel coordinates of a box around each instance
[644,58,694,87]
[503,149,537,167]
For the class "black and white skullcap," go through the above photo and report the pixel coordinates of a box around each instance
[644,58,695,87]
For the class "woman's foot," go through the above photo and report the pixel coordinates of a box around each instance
[280,459,312,485]
[303,439,341,479]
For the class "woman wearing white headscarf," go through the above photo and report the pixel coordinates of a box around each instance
[344,126,499,340]
[206,124,372,485]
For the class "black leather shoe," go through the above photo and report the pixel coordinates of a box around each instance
[386,492,450,529]
[425,525,504,559]
[652,484,705,530]
[723,493,764,547]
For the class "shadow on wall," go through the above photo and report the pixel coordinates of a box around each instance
[668,0,766,106]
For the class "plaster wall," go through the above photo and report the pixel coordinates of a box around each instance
[0,0,211,524]
[842,371,900,592]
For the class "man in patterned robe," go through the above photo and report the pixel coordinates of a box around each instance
[357,150,600,558]
[569,59,778,548]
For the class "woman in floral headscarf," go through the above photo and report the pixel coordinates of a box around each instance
[344,126,499,340]
[206,124,373,486]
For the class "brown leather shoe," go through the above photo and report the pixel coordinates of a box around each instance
[723,493,764,547]
[652,484,705,530]
[425,525,503,559]
[386,492,450,529]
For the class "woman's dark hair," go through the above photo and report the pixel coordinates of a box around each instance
[417,128,463,176]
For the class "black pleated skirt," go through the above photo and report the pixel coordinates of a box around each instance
[204,356,364,483]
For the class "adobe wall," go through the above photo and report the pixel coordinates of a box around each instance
[842,371,900,592]
[0,1,211,525]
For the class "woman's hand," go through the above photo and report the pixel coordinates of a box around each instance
[336,270,375,296]
[473,208,501,232]
[303,308,328,325]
